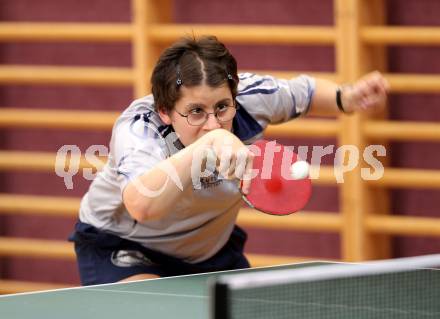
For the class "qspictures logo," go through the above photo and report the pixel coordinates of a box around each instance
[54,138,386,195]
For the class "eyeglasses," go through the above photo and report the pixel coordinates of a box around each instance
[175,105,237,126]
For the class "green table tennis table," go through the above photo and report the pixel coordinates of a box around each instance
[1,260,439,319]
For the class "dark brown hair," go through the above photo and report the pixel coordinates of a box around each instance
[151,35,238,113]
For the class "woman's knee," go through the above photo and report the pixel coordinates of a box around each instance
[118,273,160,282]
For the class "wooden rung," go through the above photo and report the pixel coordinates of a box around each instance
[364,121,440,141]
[0,65,133,86]
[0,194,342,230]
[0,108,118,130]
[362,26,440,45]
[150,24,336,44]
[246,254,325,267]
[5,151,438,189]
[0,150,106,171]
[0,151,64,171]
[0,237,75,259]
[0,259,333,294]
[2,23,439,46]
[370,168,440,189]
[0,22,132,42]
[301,166,440,188]
[0,150,336,185]
[386,73,440,93]
[0,280,73,295]
[0,194,79,217]
[0,236,329,268]
[238,208,341,232]
[266,119,339,138]
[367,215,440,236]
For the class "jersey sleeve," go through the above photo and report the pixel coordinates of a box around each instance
[110,109,169,193]
[235,73,315,129]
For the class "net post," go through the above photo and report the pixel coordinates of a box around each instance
[211,280,230,319]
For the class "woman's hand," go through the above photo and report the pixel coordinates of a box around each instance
[341,71,390,113]
[196,129,255,195]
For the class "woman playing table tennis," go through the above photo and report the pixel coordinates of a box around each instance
[69,35,388,285]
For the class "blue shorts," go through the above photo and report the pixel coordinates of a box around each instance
[69,221,250,285]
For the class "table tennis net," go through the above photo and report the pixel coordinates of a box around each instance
[211,254,440,319]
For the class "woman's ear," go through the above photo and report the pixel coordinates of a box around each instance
[158,108,172,125]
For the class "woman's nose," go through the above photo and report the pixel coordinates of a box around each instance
[203,113,222,130]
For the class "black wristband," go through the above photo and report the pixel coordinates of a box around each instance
[336,87,352,114]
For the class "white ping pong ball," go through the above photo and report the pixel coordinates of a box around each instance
[290,160,310,180]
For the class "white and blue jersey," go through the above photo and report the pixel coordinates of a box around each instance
[78,73,315,263]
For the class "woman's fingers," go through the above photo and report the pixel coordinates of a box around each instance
[239,150,255,195]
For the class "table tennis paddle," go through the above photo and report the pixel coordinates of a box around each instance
[241,139,312,215]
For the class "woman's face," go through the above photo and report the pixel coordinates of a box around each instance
[159,83,235,146]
